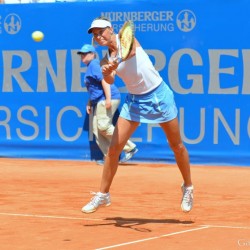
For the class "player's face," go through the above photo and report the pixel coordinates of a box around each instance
[92,27,112,46]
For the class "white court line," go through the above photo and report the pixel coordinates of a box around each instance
[1,211,250,250]
[204,224,250,230]
[0,212,103,221]
[1,213,250,229]
[1,212,250,230]
[95,226,210,250]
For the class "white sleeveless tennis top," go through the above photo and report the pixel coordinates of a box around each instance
[115,47,163,95]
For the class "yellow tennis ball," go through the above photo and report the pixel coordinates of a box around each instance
[31,31,44,42]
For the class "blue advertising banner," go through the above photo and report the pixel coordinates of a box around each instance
[0,0,249,165]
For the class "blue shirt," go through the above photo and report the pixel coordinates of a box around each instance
[84,58,120,105]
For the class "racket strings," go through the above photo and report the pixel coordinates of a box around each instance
[106,20,134,63]
[119,21,134,60]
[106,34,122,63]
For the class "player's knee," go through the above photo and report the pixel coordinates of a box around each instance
[170,142,186,155]
[107,145,120,158]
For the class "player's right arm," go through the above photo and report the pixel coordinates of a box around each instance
[100,56,117,85]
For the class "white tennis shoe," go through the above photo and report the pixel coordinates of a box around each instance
[82,192,111,214]
[181,183,194,213]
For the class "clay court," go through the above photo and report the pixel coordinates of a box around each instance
[1,158,249,250]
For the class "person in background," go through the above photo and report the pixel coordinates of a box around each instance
[81,17,194,214]
[78,44,138,165]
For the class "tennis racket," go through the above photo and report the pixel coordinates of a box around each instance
[116,20,135,63]
[102,20,134,77]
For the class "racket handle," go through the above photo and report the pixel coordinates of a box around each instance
[115,57,122,64]
[116,57,122,64]
[109,57,122,64]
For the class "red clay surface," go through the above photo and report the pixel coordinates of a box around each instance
[0,158,250,250]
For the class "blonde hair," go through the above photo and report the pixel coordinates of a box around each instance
[94,16,111,22]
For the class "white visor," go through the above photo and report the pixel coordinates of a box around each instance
[88,19,112,34]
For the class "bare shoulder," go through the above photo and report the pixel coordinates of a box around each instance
[134,38,141,47]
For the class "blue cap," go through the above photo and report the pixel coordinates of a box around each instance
[77,44,96,54]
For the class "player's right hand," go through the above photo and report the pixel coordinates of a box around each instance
[102,61,118,76]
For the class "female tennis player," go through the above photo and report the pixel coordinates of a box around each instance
[82,16,194,213]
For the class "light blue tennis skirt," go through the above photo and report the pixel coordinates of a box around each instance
[120,81,178,123]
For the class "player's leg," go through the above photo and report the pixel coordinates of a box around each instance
[159,117,193,212]
[160,117,191,185]
[82,117,139,213]
[100,117,139,193]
